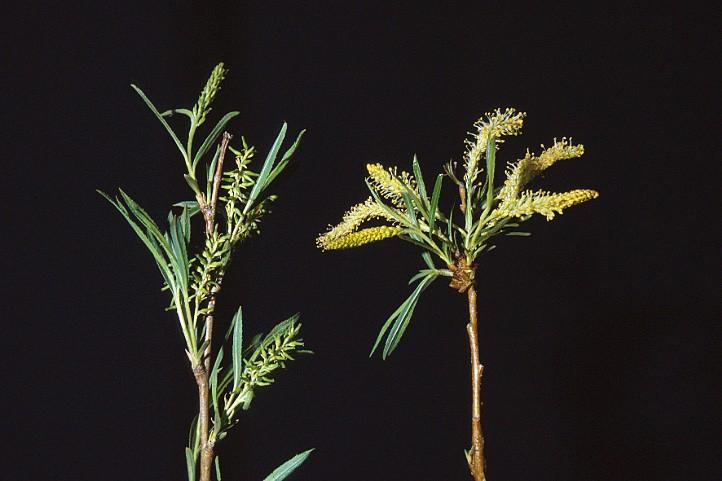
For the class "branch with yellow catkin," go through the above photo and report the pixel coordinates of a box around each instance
[317,108,599,481]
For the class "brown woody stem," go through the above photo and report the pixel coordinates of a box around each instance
[202,131,232,235]
[202,132,232,371]
[466,285,486,481]
[194,363,214,481]
[194,131,232,481]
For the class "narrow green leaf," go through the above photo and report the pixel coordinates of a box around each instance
[401,192,421,242]
[266,313,300,342]
[370,299,408,357]
[244,123,287,214]
[408,268,439,284]
[184,174,201,195]
[98,190,175,288]
[192,111,240,170]
[484,139,497,211]
[245,333,263,356]
[365,179,408,225]
[117,190,171,252]
[231,307,243,390]
[262,449,314,481]
[266,129,306,187]
[429,174,443,232]
[240,389,255,411]
[371,272,437,358]
[206,146,220,200]
[412,155,428,206]
[210,348,224,429]
[174,200,201,217]
[161,108,194,119]
[215,456,221,481]
[421,252,435,269]
[382,274,436,359]
[447,206,455,246]
[130,84,187,159]
[165,212,189,293]
[187,415,199,453]
[185,447,196,481]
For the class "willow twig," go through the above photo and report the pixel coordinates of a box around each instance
[466,286,486,481]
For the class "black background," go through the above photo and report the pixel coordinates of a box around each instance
[4,2,718,481]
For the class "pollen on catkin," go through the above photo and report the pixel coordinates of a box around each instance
[316,226,403,250]
[465,108,526,181]
[498,189,599,220]
[498,138,585,202]
[366,163,416,205]
[319,197,397,242]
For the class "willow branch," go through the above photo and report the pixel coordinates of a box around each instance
[466,285,486,481]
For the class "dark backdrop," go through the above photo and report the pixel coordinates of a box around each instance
[4,2,718,481]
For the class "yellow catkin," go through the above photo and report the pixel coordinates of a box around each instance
[465,108,526,181]
[498,138,585,202]
[319,198,397,242]
[317,226,403,251]
[366,163,415,205]
[498,189,599,220]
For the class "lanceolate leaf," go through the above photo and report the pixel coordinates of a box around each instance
[131,84,187,160]
[231,307,243,390]
[210,347,224,429]
[206,146,220,200]
[244,122,287,214]
[184,174,201,195]
[398,232,435,253]
[422,252,435,269]
[160,108,194,119]
[402,191,418,227]
[365,179,409,226]
[370,295,411,358]
[412,155,428,206]
[382,273,437,359]
[262,449,314,481]
[370,272,438,359]
[265,313,300,344]
[185,447,196,481]
[193,111,240,170]
[266,129,306,187]
[484,139,497,208]
[174,200,201,217]
[429,174,443,232]
[98,190,175,290]
[408,268,438,284]
[187,415,200,454]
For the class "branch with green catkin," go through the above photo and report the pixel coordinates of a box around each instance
[317,108,599,481]
[101,63,312,481]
